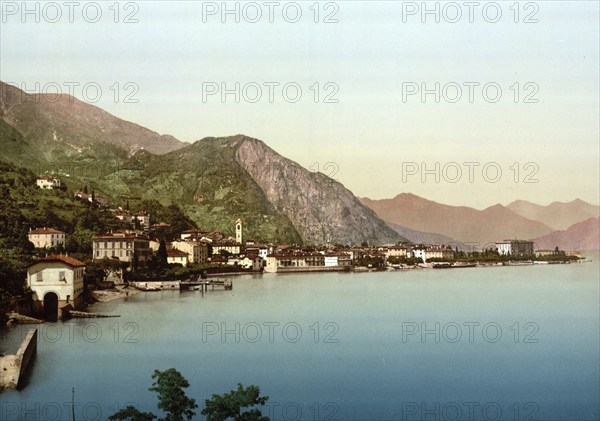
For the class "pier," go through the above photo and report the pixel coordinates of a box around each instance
[0,329,37,390]
[180,279,233,291]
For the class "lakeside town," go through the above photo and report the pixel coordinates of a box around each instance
[0,175,587,326]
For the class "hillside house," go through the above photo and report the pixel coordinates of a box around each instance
[28,228,66,249]
[92,232,151,262]
[36,176,62,190]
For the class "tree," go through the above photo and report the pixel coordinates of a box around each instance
[109,406,155,421]
[157,239,168,268]
[202,384,270,421]
[149,369,198,421]
[108,368,198,421]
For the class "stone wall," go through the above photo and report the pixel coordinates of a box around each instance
[0,329,37,390]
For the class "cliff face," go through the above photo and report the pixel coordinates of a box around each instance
[235,137,400,245]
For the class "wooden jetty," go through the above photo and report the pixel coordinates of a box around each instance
[66,310,120,318]
[180,279,233,292]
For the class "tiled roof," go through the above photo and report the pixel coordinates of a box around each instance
[30,254,86,268]
[29,228,65,235]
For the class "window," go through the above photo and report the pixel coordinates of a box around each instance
[36,272,43,282]
[59,271,66,282]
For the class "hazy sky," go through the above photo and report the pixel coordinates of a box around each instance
[1,1,598,209]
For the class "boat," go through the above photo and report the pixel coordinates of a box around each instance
[433,263,477,269]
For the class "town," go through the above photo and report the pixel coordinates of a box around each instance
[3,174,583,324]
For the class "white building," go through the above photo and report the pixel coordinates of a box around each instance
[167,249,189,267]
[36,176,62,190]
[324,254,339,267]
[212,241,242,255]
[27,255,85,318]
[28,228,66,249]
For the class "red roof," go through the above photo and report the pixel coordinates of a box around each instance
[29,228,65,235]
[30,254,86,268]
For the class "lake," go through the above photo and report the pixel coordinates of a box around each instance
[1,254,599,421]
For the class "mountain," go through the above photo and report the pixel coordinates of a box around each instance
[385,222,468,250]
[234,137,400,245]
[91,135,402,245]
[0,81,186,161]
[361,193,554,248]
[507,199,599,231]
[533,217,600,251]
[0,82,401,245]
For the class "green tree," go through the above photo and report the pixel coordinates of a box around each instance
[157,239,168,268]
[109,406,156,421]
[149,368,198,421]
[108,368,197,421]
[202,384,269,421]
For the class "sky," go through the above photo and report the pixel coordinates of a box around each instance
[1,1,599,209]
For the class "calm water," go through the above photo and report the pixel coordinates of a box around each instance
[1,254,599,421]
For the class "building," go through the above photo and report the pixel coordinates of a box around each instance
[134,212,151,229]
[246,246,269,261]
[36,176,61,189]
[424,247,455,261]
[28,228,66,249]
[92,232,151,262]
[26,255,85,319]
[535,249,556,257]
[265,251,351,273]
[167,249,189,267]
[113,211,151,229]
[385,246,409,258]
[324,253,353,267]
[172,240,209,264]
[212,241,242,255]
[496,240,534,256]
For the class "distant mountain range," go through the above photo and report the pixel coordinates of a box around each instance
[386,222,468,250]
[361,193,600,250]
[0,81,400,245]
[533,217,599,251]
[507,199,599,231]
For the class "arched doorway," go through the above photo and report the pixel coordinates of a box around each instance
[43,292,59,322]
